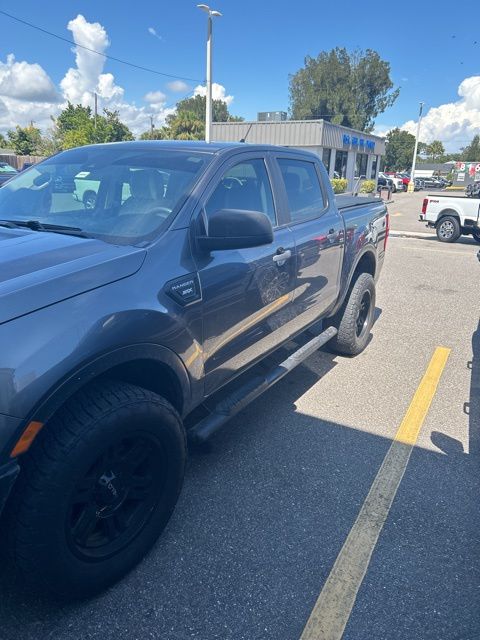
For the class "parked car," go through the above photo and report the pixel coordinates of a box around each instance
[0,141,388,598]
[420,194,480,242]
[419,177,444,189]
[377,173,394,191]
[466,180,480,198]
[0,162,18,186]
[379,172,404,192]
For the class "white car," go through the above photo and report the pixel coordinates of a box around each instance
[419,194,480,243]
[379,172,404,193]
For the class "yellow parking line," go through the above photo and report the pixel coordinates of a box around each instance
[300,346,451,640]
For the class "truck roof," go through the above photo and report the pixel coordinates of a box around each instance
[76,139,319,160]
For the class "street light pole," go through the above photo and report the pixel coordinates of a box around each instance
[407,101,424,193]
[197,4,222,143]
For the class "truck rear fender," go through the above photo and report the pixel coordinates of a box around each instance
[329,247,376,317]
[436,208,461,225]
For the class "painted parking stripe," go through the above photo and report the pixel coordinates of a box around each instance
[300,346,451,640]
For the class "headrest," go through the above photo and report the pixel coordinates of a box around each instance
[129,169,164,199]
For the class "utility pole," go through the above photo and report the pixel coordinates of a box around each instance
[407,101,424,193]
[197,4,222,143]
[94,92,98,130]
[150,115,155,139]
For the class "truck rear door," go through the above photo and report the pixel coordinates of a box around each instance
[274,155,344,328]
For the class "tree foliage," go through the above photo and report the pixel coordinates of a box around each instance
[384,128,416,171]
[289,47,399,131]
[461,135,480,161]
[7,125,44,155]
[172,94,243,123]
[139,94,243,141]
[426,140,445,161]
[51,103,134,150]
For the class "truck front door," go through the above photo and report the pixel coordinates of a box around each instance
[194,154,296,395]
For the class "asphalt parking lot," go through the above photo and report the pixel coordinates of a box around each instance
[1,194,479,639]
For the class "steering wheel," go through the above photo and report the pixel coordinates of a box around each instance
[222,177,243,190]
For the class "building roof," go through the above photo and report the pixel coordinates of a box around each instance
[212,119,386,154]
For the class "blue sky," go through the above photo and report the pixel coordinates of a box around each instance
[0,0,479,149]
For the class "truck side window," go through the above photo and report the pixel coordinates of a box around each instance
[278,158,325,223]
[205,159,276,226]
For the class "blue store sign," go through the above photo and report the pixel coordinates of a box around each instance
[343,133,375,151]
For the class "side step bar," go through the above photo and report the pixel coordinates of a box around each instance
[189,326,337,444]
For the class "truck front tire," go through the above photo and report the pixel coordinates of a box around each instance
[3,380,186,599]
[436,216,461,243]
[328,273,376,356]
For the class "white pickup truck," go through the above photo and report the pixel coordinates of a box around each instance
[419,195,480,243]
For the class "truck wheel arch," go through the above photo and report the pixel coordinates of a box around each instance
[436,208,461,225]
[23,344,192,439]
[329,248,376,318]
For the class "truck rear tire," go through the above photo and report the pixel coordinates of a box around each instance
[328,273,376,356]
[3,380,186,599]
[436,216,461,243]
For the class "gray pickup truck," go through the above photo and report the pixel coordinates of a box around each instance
[0,141,388,598]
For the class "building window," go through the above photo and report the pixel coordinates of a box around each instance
[322,148,331,173]
[355,153,368,179]
[334,150,348,178]
[370,155,378,179]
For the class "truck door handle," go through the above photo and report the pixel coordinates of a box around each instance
[272,248,292,266]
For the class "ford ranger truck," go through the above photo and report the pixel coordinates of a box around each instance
[0,141,388,598]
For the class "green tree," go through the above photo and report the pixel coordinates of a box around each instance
[7,125,43,155]
[51,103,134,150]
[173,94,243,123]
[94,109,134,143]
[0,132,8,148]
[461,135,480,161]
[139,127,169,140]
[289,47,399,131]
[384,128,417,171]
[167,111,205,140]
[426,140,445,162]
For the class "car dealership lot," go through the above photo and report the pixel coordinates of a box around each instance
[1,233,479,640]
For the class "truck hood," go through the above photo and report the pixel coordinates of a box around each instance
[0,228,146,325]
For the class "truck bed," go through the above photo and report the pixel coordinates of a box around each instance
[335,195,379,209]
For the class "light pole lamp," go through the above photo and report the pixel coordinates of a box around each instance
[407,101,424,193]
[197,4,222,143]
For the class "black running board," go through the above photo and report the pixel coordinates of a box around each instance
[189,326,337,444]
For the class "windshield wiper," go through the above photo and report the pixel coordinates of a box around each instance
[0,219,91,238]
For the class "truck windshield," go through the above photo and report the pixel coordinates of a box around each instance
[0,146,210,244]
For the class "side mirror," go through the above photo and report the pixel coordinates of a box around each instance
[197,208,273,251]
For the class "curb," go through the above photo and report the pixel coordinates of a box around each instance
[390,230,435,240]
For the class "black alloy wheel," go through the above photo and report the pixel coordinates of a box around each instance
[67,434,166,561]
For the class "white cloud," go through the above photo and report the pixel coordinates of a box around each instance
[194,82,233,105]
[0,54,60,103]
[167,80,189,93]
[401,75,480,151]
[0,14,227,137]
[148,27,162,41]
[144,90,166,105]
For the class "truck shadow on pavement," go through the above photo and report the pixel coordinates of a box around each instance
[0,317,479,640]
